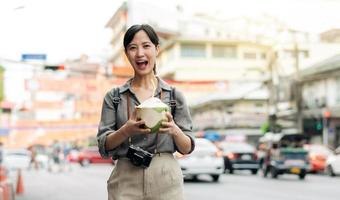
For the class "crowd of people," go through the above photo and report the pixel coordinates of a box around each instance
[27,140,77,172]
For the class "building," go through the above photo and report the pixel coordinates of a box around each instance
[300,54,340,148]
[1,57,124,148]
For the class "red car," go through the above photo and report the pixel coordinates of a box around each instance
[78,147,115,166]
[304,144,333,173]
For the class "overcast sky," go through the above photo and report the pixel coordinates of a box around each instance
[0,0,340,63]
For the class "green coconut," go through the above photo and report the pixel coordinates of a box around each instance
[136,97,169,133]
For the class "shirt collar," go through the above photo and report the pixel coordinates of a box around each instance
[118,77,172,94]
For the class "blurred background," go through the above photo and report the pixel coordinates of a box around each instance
[1,0,340,200]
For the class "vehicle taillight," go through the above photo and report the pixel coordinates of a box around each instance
[227,153,236,160]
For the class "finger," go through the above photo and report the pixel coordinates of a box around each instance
[135,120,146,126]
[165,112,173,122]
[139,128,151,134]
[161,121,170,127]
[158,127,170,133]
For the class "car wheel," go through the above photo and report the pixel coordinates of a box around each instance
[270,167,278,179]
[80,159,90,167]
[251,169,258,175]
[211,175,220,182]
[326,165,336,177]
[299,171,306,180]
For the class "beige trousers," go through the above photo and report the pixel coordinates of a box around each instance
[107,153,184,200]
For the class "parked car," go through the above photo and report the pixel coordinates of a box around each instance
[2,149,32,170]
[78,147,114,166]
[303,144,333,173]
[218,141,259,174]
[325,146,340,177]
[175,138,224,182]
[66,149,80,163]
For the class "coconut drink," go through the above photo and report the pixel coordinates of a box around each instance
[136,97,169,133]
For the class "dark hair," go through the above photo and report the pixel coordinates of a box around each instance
[123,24,159,74]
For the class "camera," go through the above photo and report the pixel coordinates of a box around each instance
[126,145,153,168]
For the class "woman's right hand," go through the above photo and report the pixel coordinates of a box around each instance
[120,109,151,137]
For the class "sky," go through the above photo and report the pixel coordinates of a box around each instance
[0,0,340,64]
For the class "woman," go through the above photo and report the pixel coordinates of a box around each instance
[97,24,195,200]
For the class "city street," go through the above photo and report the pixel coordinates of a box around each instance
[16,164,340,200]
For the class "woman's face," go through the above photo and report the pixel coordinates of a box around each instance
[125,30,159,76]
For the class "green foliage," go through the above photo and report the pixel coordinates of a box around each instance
[261,121,282,134]
[260,122,270,134]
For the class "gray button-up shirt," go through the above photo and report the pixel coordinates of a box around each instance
[97,77,195,159]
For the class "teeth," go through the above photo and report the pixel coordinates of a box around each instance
[137,61,147,65]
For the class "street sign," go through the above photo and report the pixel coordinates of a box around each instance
[21,54,47,61]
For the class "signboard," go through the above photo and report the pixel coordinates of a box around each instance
[21,54,47,61]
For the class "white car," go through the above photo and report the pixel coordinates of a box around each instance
[175,138,224,182]
[2,149,32,170]
[326,146,340,177]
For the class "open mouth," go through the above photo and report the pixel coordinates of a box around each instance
[136,60,148,69]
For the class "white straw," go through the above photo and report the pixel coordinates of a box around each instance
[151,78,156,97]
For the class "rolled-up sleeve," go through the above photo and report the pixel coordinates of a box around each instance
[173,90,195,154]
[97,91,118,159]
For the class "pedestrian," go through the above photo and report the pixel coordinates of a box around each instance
[28,145,39,170]
[97,24,195,200]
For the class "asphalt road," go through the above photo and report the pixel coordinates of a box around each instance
[15,164,340,200]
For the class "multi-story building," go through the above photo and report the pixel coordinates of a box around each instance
[1,57,123,148]
[300,54,340,148]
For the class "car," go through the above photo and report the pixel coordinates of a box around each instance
[325,146,340,177]
[303,144,333,173]
[259,133,309,180]
[66,149,80,163]
[78,146,114,166]
[175,138,224,182]
[218,141,259,174]
[2,149,32,170]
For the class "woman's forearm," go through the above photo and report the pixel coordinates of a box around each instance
[172,127,192,154]
[104,126,129,151]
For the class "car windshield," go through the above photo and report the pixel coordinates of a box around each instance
[191,139,217,155]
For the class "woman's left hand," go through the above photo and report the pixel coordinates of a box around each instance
[159,112,181,136]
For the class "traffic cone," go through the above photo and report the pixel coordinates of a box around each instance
[16,169,24,195]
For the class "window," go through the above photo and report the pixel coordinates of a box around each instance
[180,44,206,58]
[255,103,263,107]
[212,45,236,58]
[243,52,257,59]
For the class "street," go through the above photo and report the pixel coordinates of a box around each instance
[15,164,340,200]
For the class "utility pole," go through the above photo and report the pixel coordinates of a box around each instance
[291,29,303,134]
[267,48,279,133]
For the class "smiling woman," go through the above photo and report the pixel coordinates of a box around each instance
[97,24,195,200]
